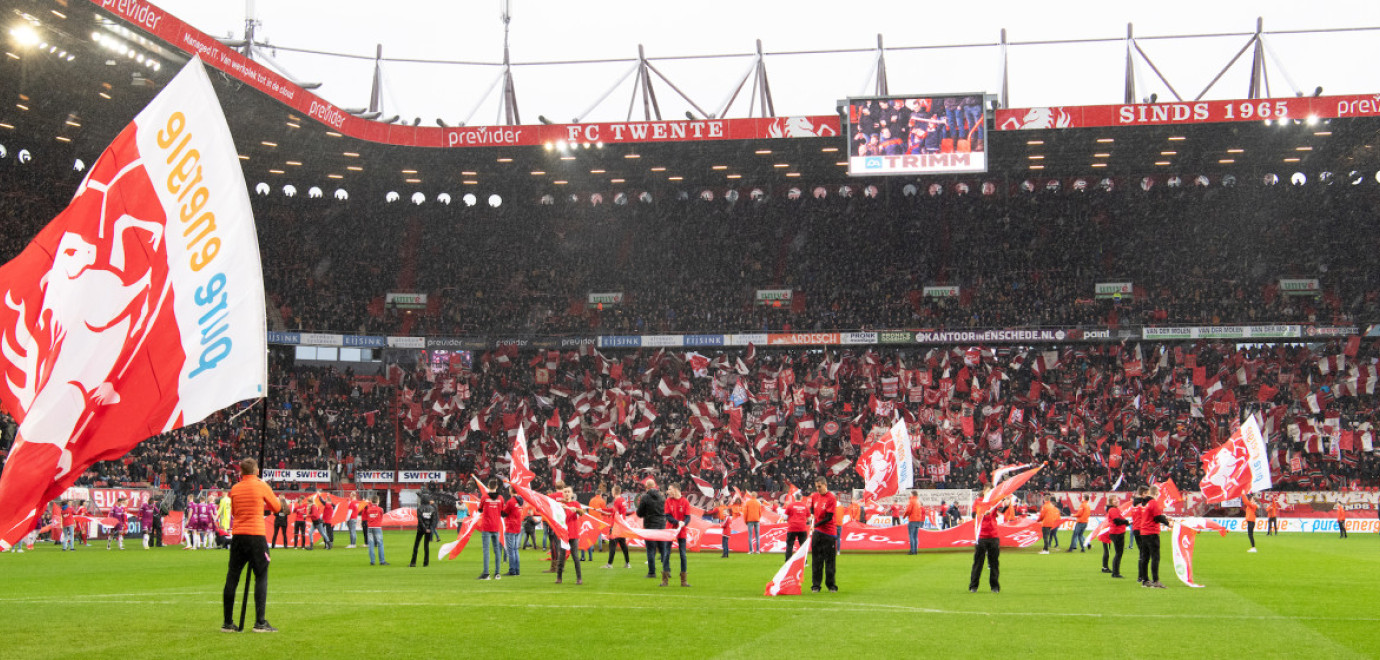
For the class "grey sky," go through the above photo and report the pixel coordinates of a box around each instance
[155,0,1380,125]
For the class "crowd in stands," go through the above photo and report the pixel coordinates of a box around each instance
[260,182,1378,337]
[35,336,1375,501]
[2,157,1379,503]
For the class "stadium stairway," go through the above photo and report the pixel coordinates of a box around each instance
[396,216,423,335]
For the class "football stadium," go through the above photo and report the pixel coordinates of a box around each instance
[0,1,1378,657]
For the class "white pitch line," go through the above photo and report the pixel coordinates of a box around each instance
[1,593,1375,623]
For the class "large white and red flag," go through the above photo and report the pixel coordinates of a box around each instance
[509,424,535,487]
[764,535,811,596]
[690,475,716,498]
[610,513,681,542]
[438,510,482,561]
[1170,520,1228,588]
[1199,415,1271,503]
[510,481,570,548]
[0,59,266,550]
[856,418,913,501]
[983,463,1043,506]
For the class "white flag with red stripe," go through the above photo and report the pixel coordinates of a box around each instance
[610,513,681,542]
[509,425,535,488]
[764,535,811,596]
[0,59,267,550]
[690,475,716,498]
[1199,415,1270,503]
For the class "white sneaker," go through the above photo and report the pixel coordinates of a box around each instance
[1039,550,1049,555]
[1247,547,1257,553]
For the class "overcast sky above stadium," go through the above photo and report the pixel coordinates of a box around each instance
[157,0,1380,125]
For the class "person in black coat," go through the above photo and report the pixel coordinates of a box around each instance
[636,478,670,582]
[409,495,437,568]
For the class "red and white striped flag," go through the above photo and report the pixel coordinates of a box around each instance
[764,535,811,596]
[690,475,716,498]
[509,425,535,488]
[510,482,570,549]
[611,513,681,542]
[0,59,267,550]
[438,510,482,561]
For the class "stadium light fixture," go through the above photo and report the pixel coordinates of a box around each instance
[624,153,640,159]
[590,169,606,174]
[1096,138,1114,143]
[1029,165,1044,170]
[1026,140,1043,146]
[1305,115,1319,126]
[727,174,741,179]
[497,157,513,163]
[1227,148,1244,154]
[1284,158,1301,163]
[261,141,277,147]
[1027,155,1044,160]
[1218,159,1235,164]
[610,178,625,184]
[327,174,343,179]
[1314,131,1332,137]
[785,172,801,177]
[347,166,363,172]
[650,166,667,172]
[463,193,478,206]
[1090,163,1107,168]
[1154,161,1170,166]
[821,147,838,153]
[1160,151,1176,156]
[755,149,772,155]
[488,194,502,207]
[9,26,39,47]
[1094,153,1110,158]
[1295,146,1313,151]
[268,169,285,174]
[1167,136,1186,141]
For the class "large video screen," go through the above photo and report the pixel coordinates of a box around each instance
[846,94,988,176]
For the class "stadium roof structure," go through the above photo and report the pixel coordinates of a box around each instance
[4,0,1380,205]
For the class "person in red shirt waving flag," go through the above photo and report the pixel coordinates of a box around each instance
[782,491,810,561]
[1137,484,1173,588]
[477,478,505,580]
[809,477,839,593]
[969,489,1008,593]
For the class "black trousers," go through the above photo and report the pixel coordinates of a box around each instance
[292,521,307,548]
[1138,533,1161,583]
[783,531,807,562]
[222,535,269,626]
[969,537,1000,591]
[522,527,537,549]
[150,517,163,547]
[810,531,837,590]
[270,522,288,548]
[1266,517,1277,535]
[411,529,431,566]
[1340,521,1348,538]
[1107,533,1125,575]
[1247,521,1256,547]
[556,543,582,580]
[1133,533,1145,580]
[606,537,629,564]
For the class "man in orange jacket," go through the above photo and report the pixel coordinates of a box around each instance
[743,493,763,554]
[1067,495,1091,553]
[903,492,926,555]
[1039,497,1061,554]
[221,458,282,634]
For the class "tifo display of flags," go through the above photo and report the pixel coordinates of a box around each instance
[856,418,913,501]
[764,535,811,596]
[1171,520,1228,588]
[0,59,267,550]
[1199,415,1271,503]
[691,475,716,498]
[438,513,482,561]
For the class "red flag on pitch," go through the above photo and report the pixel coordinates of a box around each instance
[0,59,267,550]
[510,482,570,545]
[439,513,482,560]
[764,535,811,596]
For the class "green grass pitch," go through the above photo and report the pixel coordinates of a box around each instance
[1,531,1376,659]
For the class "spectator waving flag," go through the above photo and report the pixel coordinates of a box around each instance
[764,535,811,596]
[0,59,266,550]
[690,475,716,498]
[1198,415,1270,503]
